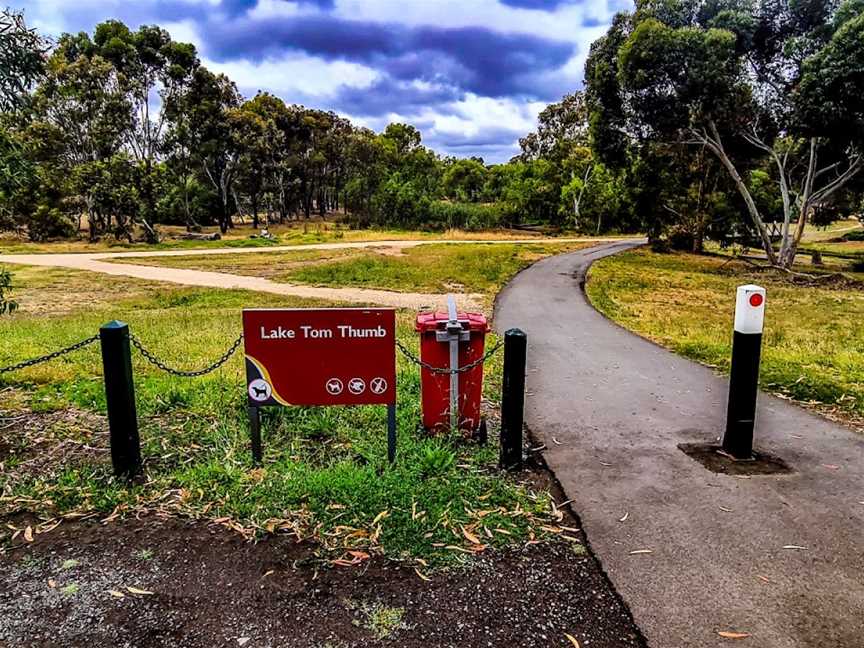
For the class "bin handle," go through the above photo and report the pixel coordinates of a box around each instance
[447,294,458,324]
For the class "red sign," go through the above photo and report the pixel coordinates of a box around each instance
[242,308,396,407]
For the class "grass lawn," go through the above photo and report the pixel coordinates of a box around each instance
[0,264,559,567]
[586,248,864,429]
[111,241,593,297]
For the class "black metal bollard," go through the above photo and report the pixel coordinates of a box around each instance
[722,286,766,460]
[500,328,527,470]
[100,321,141,477]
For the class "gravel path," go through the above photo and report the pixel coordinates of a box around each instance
[495,240,864,648]
[0,237,619,310]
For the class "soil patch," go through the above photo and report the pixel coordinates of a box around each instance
[0,406,108,476]
[1,515,645,648]
[678,442,794,475]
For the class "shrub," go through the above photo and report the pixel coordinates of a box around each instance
[26,204,77,241]
[424,201,508,231]
[842,229,864,242]
[650,237,671,253]
[0,266,17,315]
[666,227,696,251]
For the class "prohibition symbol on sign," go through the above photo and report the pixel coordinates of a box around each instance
[348,378,366,395]
[325,378,344,395]
[370,377,388,395]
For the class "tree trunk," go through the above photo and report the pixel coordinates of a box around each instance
[695,123,779,265]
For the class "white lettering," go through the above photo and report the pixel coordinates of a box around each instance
[301,326,333,339]
[259,323,388,341]
[338,325,387,338]
[260,326,295,340]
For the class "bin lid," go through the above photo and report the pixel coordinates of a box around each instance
[415,311,489,333]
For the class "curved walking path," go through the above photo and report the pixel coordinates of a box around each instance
[0,237,619,310]
[495,241,864,648]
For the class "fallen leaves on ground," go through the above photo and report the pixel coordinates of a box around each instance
[331,550,371,567]
[126,586,154,596]
[564,632,581,647]
[717,631,750,640]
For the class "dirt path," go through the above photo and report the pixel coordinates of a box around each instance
[0,237,619,310]
[495,241,864,648]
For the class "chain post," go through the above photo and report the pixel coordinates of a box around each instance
[500,328,527,471]
[100,321,141,478]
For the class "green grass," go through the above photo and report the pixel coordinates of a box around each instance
[0,266,554,565]
[348,600,409,639]
[283,243,588,293]
[118,242,591,296]
[586,249,864,425]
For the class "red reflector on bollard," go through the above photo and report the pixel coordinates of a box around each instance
[749,293,764,307]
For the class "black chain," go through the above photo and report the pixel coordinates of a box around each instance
[396,339,503,375]
[131,334,244,377]
[0,335,100,374]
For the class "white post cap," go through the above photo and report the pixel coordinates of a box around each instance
[734,284,766,334]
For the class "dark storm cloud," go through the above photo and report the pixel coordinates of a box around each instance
[12,0,600,161]
[498,0,575,9]
[436,126,527,149]
[331,78,464,117]
[203,15,574,99]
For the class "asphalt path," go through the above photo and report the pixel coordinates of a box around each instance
[495,240,864,648]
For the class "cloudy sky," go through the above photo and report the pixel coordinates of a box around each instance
[11,0,626,162]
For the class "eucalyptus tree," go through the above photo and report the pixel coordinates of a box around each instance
[170,67,241,233]
[586,0,864,267]
[442,158,488,202]
[230,96,279,228]
[33,33,132,240]
[518,92,590,162]
[0,8,50,113]
[93,21,199,240]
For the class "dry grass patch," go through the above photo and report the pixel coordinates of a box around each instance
[587,248,864,430]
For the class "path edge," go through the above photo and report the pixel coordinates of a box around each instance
[492,239,651,648]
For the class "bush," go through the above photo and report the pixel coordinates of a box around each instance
[424,201,509,231]
[650,237,671,253]
[667,227,695,251]
[0,266,17,315]
[26,204,77,241]
[842,229,864,242]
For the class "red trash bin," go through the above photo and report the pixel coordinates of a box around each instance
[415,304,489,434]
